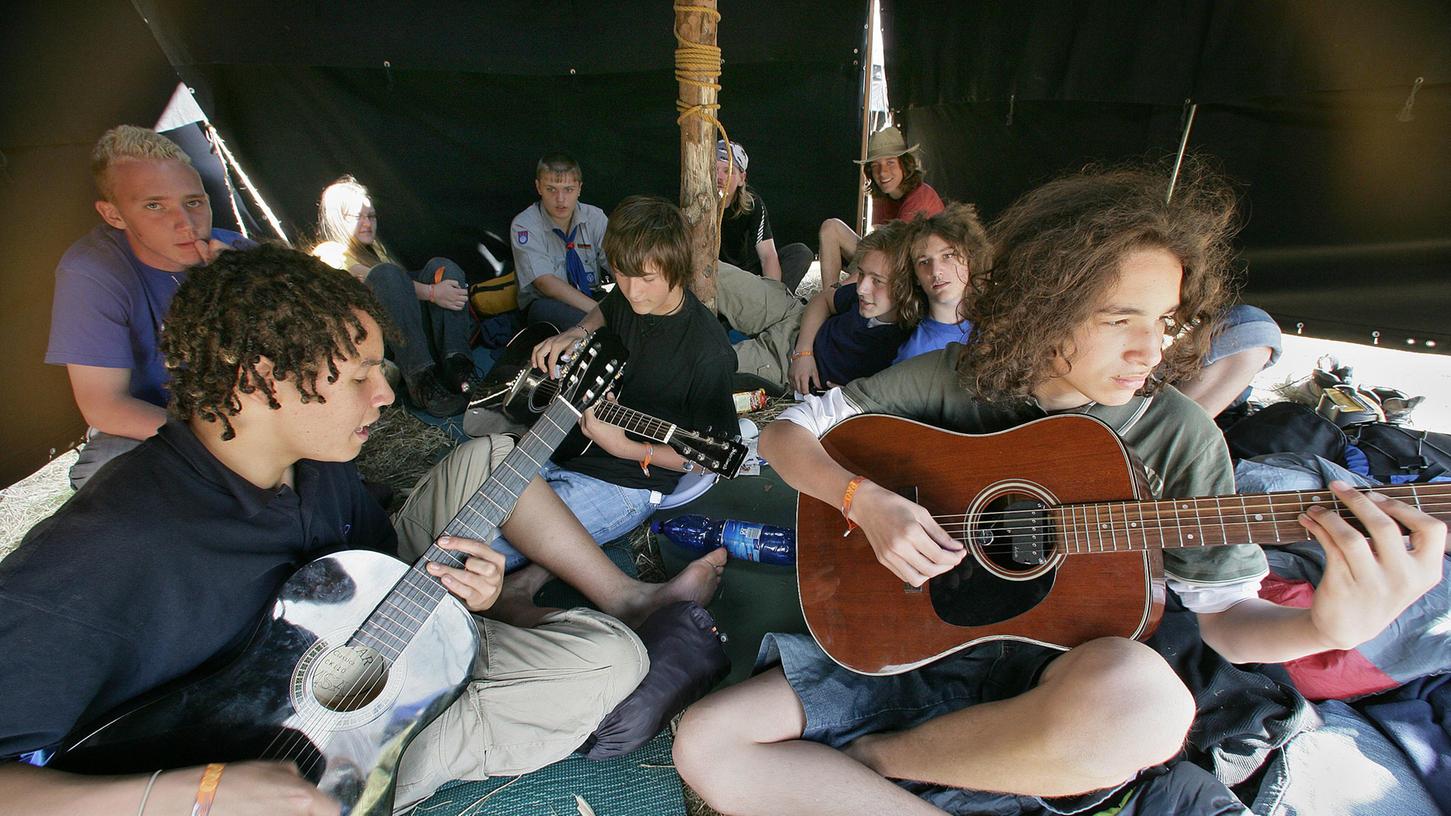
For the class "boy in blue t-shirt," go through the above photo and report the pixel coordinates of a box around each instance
[892,202,992,364]
[45,125,253,488]
[721,221,914,396]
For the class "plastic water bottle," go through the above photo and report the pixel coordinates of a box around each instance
[651,515,796,566]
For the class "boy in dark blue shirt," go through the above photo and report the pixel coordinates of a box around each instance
[721,220,914,396]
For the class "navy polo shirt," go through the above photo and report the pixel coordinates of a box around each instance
[0,421,395,758]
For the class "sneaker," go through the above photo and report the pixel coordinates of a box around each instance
[406,368,469,418]
[441,353,476,395]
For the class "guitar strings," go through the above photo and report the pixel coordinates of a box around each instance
[265,366,608,782]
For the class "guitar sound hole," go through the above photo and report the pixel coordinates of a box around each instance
[929,493,1056,627]
[311,645,389,712]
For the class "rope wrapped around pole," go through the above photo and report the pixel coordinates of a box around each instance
[674,1,727,307]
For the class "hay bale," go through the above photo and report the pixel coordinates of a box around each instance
[354,405,458,507]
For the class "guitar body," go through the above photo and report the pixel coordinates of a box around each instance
[799,413,1164,675]
[54,550,478,815]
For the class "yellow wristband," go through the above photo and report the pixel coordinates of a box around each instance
[190,763,225,816]
[640,443,654,477]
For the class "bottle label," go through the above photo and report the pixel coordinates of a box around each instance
[721,519,764,562]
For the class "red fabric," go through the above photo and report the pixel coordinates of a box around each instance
[871,182,945,225]
[1258,573,1398,701]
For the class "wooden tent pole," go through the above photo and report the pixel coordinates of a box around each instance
[674,1,721,308]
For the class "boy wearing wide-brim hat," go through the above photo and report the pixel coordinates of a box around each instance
[817,125,944,288]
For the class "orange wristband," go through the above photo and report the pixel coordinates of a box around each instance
[790,349,813,360]
[841,475,866,534]
[190,763,225,816]
[640,443,654,477]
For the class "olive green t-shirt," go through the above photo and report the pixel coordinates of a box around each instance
[840,346,1268,586]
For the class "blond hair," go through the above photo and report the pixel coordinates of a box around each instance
[91,126,192,201]
[316,175,392,270]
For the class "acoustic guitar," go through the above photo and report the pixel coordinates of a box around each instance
[473,323,748,478]
[51,334,628,814]
[798,412,1451,676]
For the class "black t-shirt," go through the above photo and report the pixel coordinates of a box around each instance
[557,287,737,492]
[0,422,395,758]
[718,192,773,275]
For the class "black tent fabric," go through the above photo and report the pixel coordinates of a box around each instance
[881,0,1451,352]
[1,0,868,486]
[135,0,869,273]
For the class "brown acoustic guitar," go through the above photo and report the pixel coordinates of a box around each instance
[798,412,1451,675]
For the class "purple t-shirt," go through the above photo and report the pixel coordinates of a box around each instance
[45,224,252,408]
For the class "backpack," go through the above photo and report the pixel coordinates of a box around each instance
[1224,401,1451,483]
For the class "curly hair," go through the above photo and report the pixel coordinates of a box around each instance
[864,151,925,200]
[162,243,394,440]
[961,159,1237,401]
[894,202,992,328]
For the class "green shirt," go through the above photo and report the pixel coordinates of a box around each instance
[840,346,1268,587]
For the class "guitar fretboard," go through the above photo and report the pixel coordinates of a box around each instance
[349,396,583,662]
[1046,483,1451,555]
[532,379,679,443]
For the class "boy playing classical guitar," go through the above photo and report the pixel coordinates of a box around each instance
[674,163,1447,815]
[0,245,659,814]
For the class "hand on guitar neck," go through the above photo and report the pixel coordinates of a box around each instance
[1202,479,1448,664]
[423,535,507,613]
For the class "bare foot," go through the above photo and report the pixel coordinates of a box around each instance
[485,564,559,627]
[611,548,727,627]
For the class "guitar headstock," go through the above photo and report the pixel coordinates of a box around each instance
[670,429,750,479]
[556,331,628,413]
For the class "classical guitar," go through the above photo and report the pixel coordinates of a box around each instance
[51,334,628,814]
[798,412,1451,676]
[474,323,748,478]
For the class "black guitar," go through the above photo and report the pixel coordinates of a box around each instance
[475,323,749,479]
[51,334,628,814]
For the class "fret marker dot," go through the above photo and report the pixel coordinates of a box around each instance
[1181,504,1189,509]
[1130,522,1138,527]
[1254,513,1264,521]
[1311,495,1322,502]
[1187,533,1195,540]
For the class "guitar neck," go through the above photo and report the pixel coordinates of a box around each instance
[1057,483,1451,554]
[534,379,681,444]
[349,397,583,661]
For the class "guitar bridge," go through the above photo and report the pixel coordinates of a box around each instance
[1002,499,1049,565]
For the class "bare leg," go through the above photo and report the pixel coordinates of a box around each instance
[676,639,1194,814]
[485,563,557,627]
[500,477,726,627]
[845,638,1195,797]
[675,668,943,815]
[818,218,861,285]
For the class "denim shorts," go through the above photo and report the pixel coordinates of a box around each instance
[491,460,661,572]
[759,633,1127,815]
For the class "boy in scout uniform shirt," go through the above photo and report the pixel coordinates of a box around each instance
[510,153,610,328]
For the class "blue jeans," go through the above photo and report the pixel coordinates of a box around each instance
[490,461,662,572]
[365,257,473,378]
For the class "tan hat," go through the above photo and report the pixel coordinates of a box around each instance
[854,126,919,164]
